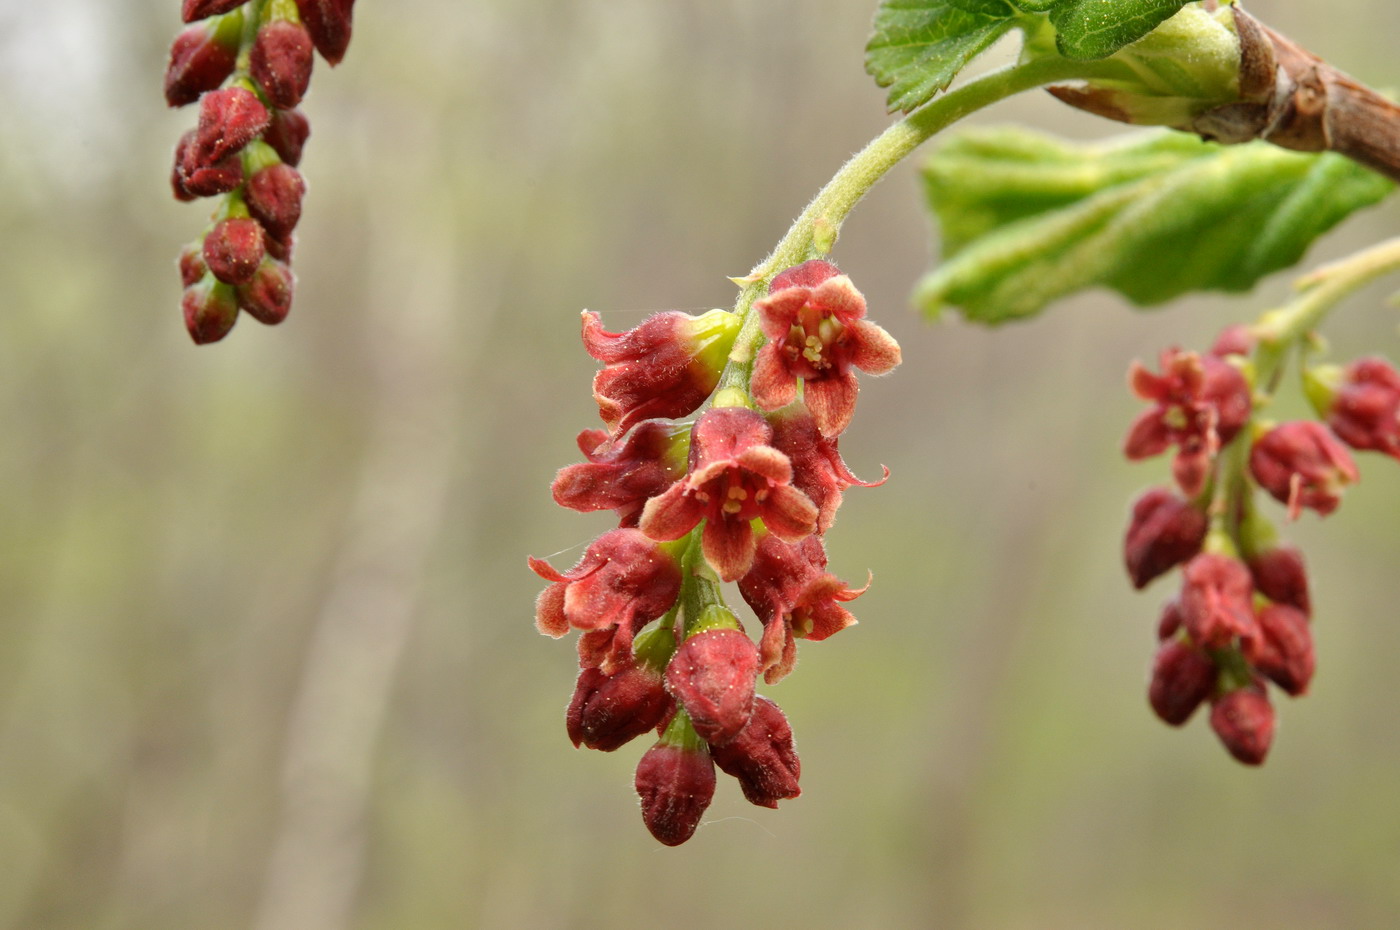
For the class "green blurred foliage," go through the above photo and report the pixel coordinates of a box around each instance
[1,2,1399,929]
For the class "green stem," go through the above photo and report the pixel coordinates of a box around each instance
[716,55,1115,396]
[1252,235,1400,389]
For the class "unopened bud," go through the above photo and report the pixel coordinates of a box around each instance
[1209,685,1275,765]
[192,87,270,166]
[709,696,800,808]
[164,15,241,107]
[245,162,306,239]
[251,20,315,109]
[566,660,672,752]
[237,259,295,325]
[173,130,244,198]
[664,626,759,747]
[182,0,249,23]
[1123,487,1209,589]
[634,724,715,847]
[263,108,311,167]
[295,0,356,66]
[203,217,267,286]
[1246,544,1311,616]
[178,241,208,287]
[182,276,239,344]
[1243,604,1315,696]
[1148,640,1217,726]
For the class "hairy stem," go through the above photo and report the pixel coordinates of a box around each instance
[717,56,1112,396]
[1253,235,1400,387]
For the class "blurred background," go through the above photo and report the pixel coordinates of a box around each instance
[3,1,1399,927]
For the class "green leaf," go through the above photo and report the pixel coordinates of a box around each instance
[865,0,1022,113]
[1048,0,1191,61]
[916,127,1395,324]
[865,0,1201,113]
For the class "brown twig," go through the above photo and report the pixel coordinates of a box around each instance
[1192,6,1400,182]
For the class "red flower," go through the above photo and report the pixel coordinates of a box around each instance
[1148,639,1218,726]
[1242,604,1314,696]
[1249,421,1359,519]
[528,529,682,672]
[1209,684,1275,766]
[663,628,759,746]
[769,404,887,534]
[1122,487,1209,590]
[1179,553,1257,648]
[738,534,866,684]
[639,407,818,581]
[1327,357,1400,458]
[1123,348,1252,496]
[551,420,688,527]
[750,260,901,437]
[709,696,801,808]
[582,308,739,435]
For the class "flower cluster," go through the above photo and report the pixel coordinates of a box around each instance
[165,0,357,343]
[1122,328,1396,764]
[530,260,898,844]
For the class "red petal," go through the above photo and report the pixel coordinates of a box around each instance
[805,371,859,438]
[702,516,757,582]
[750,345,799,412]
[534,582,569,638]
[849,320,901,375]
[760,485,818,540]
[639,483,706,541]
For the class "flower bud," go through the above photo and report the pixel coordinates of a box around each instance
[1148,639,1218,726]
[634,728,715,846]
[1326,357,1400,458]
[173,130,244,198]
[1209,685,1275,765]
[1249,421,1359,519]
[245,162,307,240]
[1243,604,1314,696]
[237,258,295,325]
[164,15,241,107]
[295,0,356,66]
[192,87,270,166]
[1179,552,1257,648]
[1246,544,1310,616]
[709,696,801,808]
[1123,487,1209,589]
[664,627,759,747]
[1210,324,1255,359]
[203,217,267,286]
[566,660,672,752]
[182,276,239,345]
[182,0,249,23]
[251,20,315,109]
[263,108,311,167]
[1156,598,1185,640]
[178,241,208,287]
[582,308,740,434]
